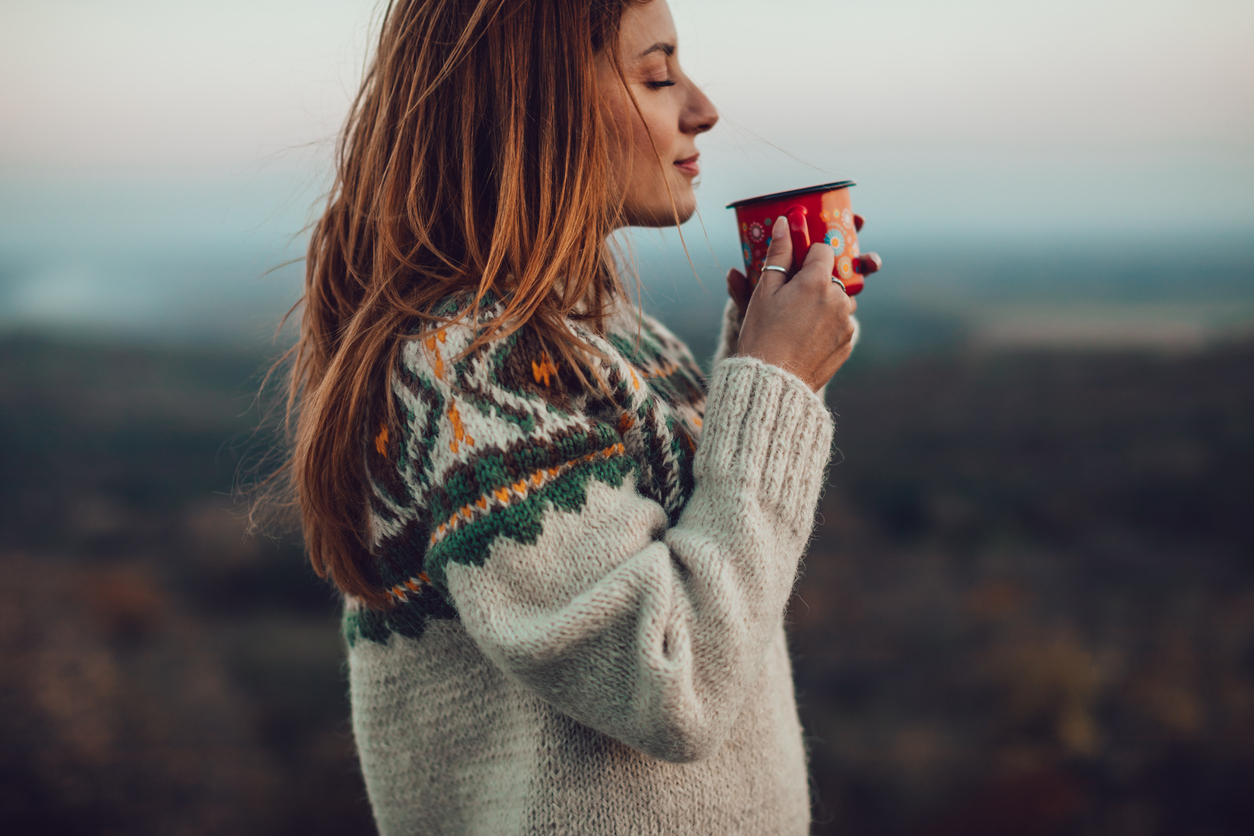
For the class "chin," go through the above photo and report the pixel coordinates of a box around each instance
[623,194,698,228]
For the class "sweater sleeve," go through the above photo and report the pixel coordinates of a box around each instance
[369,327,834,764]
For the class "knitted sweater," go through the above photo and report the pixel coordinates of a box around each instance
[345,295,835,835]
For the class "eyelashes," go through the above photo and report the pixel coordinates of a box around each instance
[645,80,676,90]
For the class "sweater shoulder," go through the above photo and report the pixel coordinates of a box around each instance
[352,296,707,647]
[355,300,638,641]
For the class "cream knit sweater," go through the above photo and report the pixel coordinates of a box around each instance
[345,296,835,835]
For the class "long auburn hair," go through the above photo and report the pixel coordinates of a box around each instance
[281,0,655,608]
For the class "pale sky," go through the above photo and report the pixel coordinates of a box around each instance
[0,0,1251,339]
[1,0,1250,169]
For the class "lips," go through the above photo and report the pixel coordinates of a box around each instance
[674,154,700,176]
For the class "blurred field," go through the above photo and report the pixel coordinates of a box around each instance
[1,331,1252,835]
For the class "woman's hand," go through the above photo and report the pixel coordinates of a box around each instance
[733,216,862,391]
[726,214,880,319]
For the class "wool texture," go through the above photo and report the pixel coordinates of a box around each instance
[346,296,836,835]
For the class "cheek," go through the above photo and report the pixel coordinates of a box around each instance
[604,100,654,177]
[630,122,655,169]
[628,111,674,175]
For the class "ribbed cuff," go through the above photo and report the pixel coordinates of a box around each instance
[696,356,835,535]
[711,299,745,368]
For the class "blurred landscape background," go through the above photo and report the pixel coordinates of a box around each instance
[2,1,1252,833]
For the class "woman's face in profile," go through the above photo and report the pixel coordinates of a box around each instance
[599,0,719,228]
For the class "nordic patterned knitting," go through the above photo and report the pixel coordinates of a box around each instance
[346,295,837,835]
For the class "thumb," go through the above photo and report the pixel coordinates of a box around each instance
[758,216,791,291]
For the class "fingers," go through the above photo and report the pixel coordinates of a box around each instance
[799,241,836,281]
[855,252,882,276]
[726,268,752,316]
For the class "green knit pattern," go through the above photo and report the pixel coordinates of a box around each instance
[347,299,709,646]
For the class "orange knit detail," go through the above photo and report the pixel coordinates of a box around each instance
[448,402,474,452]
[618,413,634,433]
[424,333,448,380]
[385,571,435,604]
[532,352,558,387]
[374,424,389,456]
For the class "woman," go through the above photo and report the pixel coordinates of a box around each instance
[286,0,876,832]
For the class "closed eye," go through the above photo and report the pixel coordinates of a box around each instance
[645,80,676,89]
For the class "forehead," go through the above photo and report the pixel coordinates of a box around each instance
[618,0,678,58]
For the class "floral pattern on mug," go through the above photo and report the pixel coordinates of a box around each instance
[824,229,845,257]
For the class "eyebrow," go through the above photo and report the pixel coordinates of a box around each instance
[639,42,675,58]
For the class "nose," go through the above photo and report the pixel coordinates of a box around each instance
[682,80,719,136]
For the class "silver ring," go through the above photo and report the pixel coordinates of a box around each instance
[831,277,847,293]
[761,265,787,275]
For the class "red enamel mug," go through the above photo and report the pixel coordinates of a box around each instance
[727,180,865,295]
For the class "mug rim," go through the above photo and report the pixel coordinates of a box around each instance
[725,180,856,209]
